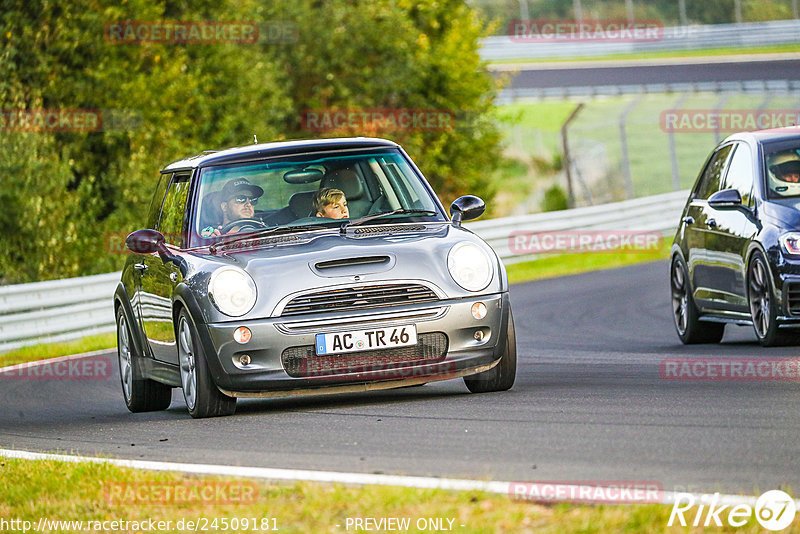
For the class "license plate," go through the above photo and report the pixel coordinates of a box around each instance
[315,325,417,355]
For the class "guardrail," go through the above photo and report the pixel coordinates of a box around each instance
[0,190,689,353]
[480,20,800,61]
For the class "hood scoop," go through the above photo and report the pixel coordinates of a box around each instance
[312,255,395,277]
[353,225,426,235]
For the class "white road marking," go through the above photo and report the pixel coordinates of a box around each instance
[1,448,794,507]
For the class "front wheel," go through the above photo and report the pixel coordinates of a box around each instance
[177,310,236,418]
[464,308,516,393]
[116,307,172,413]
[670,255,724,344]
[748,251,794,347]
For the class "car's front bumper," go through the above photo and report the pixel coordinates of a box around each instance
[200,292,510,394]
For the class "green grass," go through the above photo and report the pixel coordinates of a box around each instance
[506,240,671,284]
[488,43,800,65]
[0,332,116,368]
[1,457,786,533]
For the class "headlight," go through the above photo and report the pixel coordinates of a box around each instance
[447,242,493,292]
[208,267,257,316]
[781,232,800,256]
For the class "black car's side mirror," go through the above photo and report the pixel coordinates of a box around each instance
[126,229,167,254]
[126,229,187,274]
[707,188,743,209]
[450,195,486,227]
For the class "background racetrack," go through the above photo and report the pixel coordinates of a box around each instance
[2,260,798,495]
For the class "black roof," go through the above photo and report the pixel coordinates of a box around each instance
[162,137,400,173]
[726,127,800,146]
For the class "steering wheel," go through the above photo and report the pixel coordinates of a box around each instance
[220,218,267,234]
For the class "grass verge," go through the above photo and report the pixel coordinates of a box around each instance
[487,43,800,65]
[0,332,116,368]
[506,240,671,284]
[0,457,781,533]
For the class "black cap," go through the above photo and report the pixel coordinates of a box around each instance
[220,178,264,199]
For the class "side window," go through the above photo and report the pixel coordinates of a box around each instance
[157,173,192,246]
[721,143,754,207]
[146,173,171,229]
[694,144,734,200]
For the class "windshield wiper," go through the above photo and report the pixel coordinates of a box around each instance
[339,209,438,234]
[210,224,333,253]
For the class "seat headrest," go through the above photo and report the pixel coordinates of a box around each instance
[321,169,365,200]
[289,191,315,218]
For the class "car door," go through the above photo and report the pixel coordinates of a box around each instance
[702,143,756,312]
[140,172,192,365]
[685,143,734,310]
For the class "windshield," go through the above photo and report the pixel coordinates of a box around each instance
[188,149,443,247]
[765,142,800,198]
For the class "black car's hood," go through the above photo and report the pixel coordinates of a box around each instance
[761,199,800,230]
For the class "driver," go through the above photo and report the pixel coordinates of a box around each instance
[204,178,264,236]
[767,150,800,196]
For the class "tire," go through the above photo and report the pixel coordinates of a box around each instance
[116,307,172,413]
[748,251,795,347]
[177,310,236,418]
[464,308,516,393]
[670,255,725,344]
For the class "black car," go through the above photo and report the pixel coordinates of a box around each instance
[671,127,800,346]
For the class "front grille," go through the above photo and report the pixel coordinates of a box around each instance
[281,283,439,316]
[281,332,448,378]
[787,282,800,315]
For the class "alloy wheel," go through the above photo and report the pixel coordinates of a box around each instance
[178,316,197,411]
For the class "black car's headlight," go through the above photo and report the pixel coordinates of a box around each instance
[780,232,800,257]
[447,242,493,292]
[208,267,257,316]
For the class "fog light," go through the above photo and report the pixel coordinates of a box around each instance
[471,302,487,320]
[233,326,251,344]
[239,354,251,366]
[474,330,485,341]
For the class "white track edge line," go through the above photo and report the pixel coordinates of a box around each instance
[3,448,794,507]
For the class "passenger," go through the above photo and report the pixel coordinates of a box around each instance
[313,187,349,219]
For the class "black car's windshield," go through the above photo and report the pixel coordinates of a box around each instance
[189,149,443,247]
[765,143,800,198]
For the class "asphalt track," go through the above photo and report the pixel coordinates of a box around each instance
[1,260,799,495]
[506,57,800,90]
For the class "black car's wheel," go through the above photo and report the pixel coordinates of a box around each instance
[177,310,236,418]
[670,256,725,344]
[748,251,794,346]
[464,309,516,393]
[116,307,172,412]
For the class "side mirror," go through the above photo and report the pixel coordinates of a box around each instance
[126,229,166,254]
[708,188,743,209]
[450,195,486,227]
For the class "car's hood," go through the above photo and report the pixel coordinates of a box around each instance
[761,199,800,230]
[189,223,504,321]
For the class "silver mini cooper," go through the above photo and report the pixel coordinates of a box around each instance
[115,137,516,418]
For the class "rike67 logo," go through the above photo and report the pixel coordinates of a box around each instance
[668,490,796,531]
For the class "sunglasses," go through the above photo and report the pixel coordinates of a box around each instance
[230,196,259,205]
